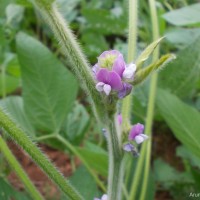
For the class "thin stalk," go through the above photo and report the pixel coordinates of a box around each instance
[128,145,146,200]
[0,135,44,200]
[122,183,129,200]
[121,0,138,131]
[139,0,160,199]
[35,134,56,141]
[56,134,106,192]
[36,133,106,192]
[0,108,83,200]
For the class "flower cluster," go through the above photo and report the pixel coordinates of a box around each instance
[117,115,148,156]
[93,50,136,99]
[129,123,148,144]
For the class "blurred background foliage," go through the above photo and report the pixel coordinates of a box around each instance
[0,0,200,199]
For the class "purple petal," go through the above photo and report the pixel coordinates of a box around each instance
[98,50,120,58]
[96,68,110,83]
[98,50,112,59]
[112,54,126,77]
[123,143,134,152]
[129,123,144,140]
[108,71,123,90]
[98,50,124,71]
[96,69,123,91]
[118,83,132,99]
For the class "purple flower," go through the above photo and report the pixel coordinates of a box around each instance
[123,143,139,157]
[129,123,148,144]
[93,50,136,98]
[94,194,108,200]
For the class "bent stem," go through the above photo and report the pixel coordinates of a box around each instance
[0,108,83,200]
[0,135,44,200]
[31,0,107,123]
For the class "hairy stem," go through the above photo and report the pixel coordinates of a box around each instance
[31,1,107,123]
[107,117,124,200]
[0,108,83,200]
[0,135,44,200]
[121,0,138,131]
[139,0,160,199]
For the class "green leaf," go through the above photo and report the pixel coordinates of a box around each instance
[191,169,200,189]
[133,54,175,85]
[0,178,31,200]
[81,32,109,61]
[156,89,200,159]
[6,3,24,27]
[165,28,200,48]
[56,0,80,22]
[176,146,200,168]
[158,36,200,98]
[81,8,127,35]
[163,3,200,26]
[63,102,90,145]
[17,32,78,134]
[69,166,100,200]
[0,96,35,137]
[154,159,193,188]
[0,74,20,97]
[6,55,21,77]
[76,143,108,177]
[136,37,164,69]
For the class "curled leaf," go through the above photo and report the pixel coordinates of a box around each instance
[136,37,164,69]
[133,54,176,85]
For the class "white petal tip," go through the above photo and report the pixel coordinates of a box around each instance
[123,63,137,79]
[135,134,148,144]
[103,84,111,95]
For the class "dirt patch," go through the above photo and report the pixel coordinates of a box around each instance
[7,141,80,199]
